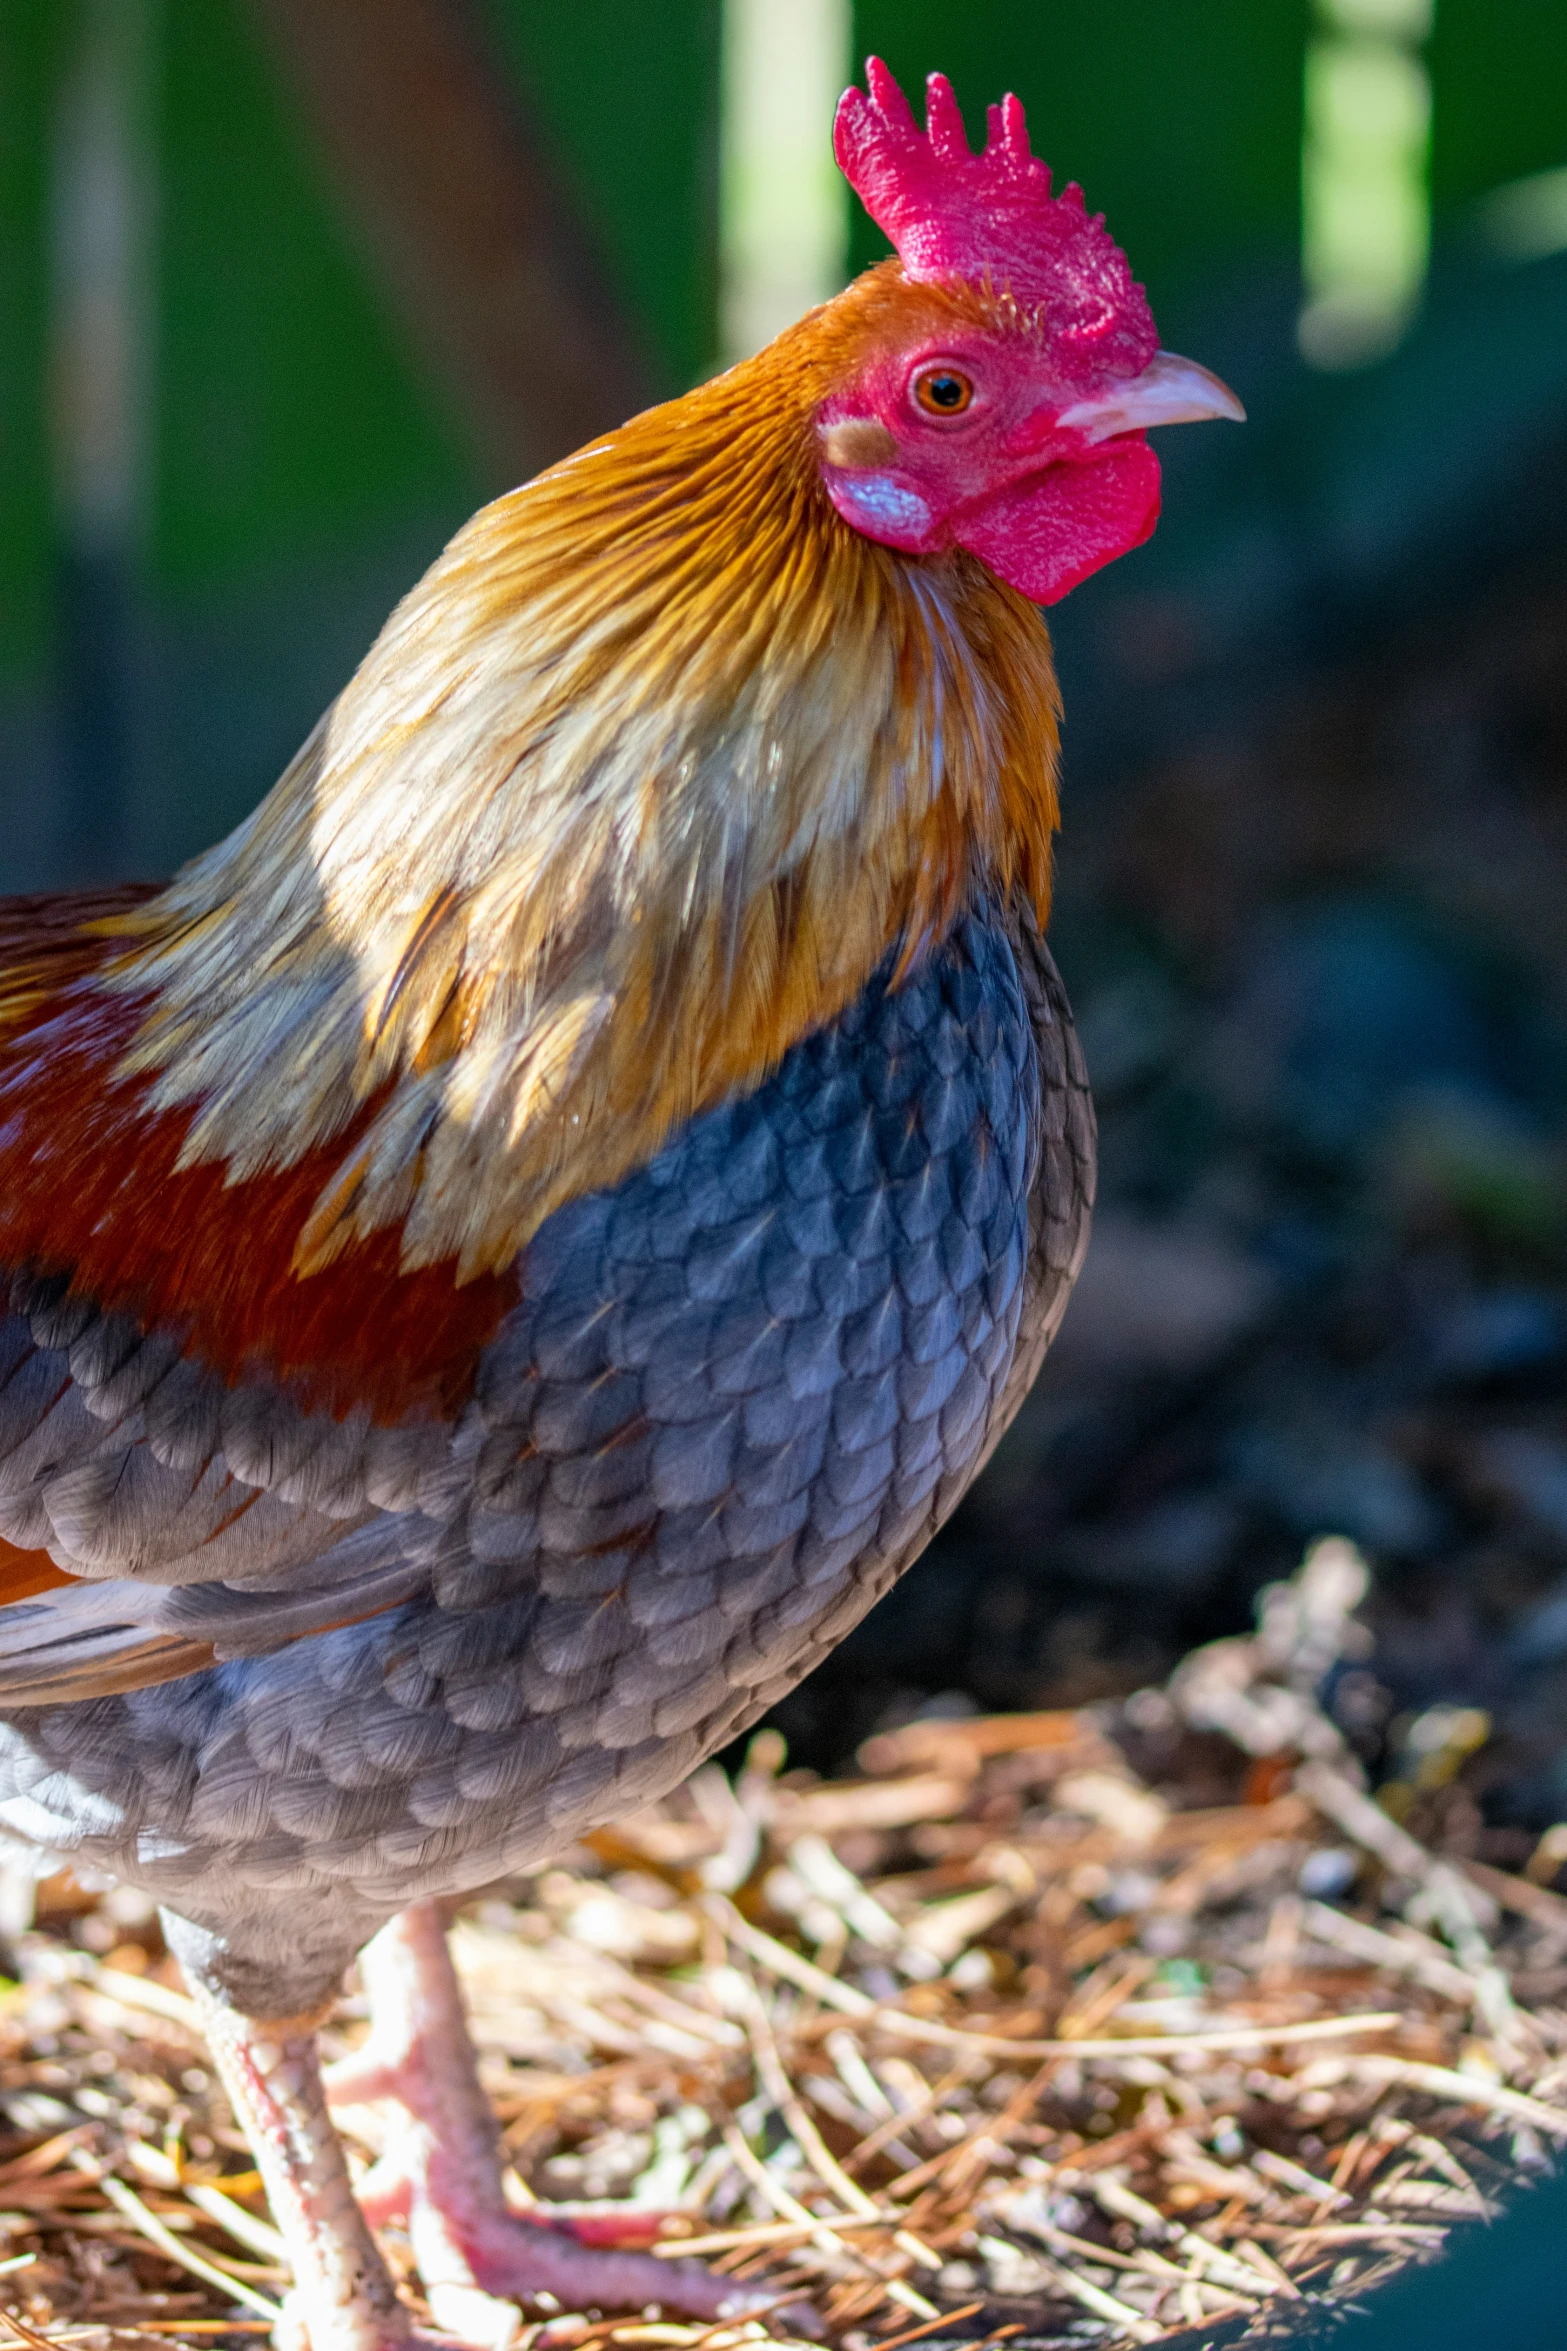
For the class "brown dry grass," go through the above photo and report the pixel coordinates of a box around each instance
[0,1539,1563,2351]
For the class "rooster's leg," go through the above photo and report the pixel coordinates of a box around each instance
[185,1976,415,2351]
[326,1903,790,2340]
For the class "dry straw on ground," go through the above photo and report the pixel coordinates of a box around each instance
[0,1538,1564,2350]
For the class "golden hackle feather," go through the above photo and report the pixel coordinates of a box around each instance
[96,268,1063,1281]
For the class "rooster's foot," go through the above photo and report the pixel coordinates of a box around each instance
[328,1903,812,2344]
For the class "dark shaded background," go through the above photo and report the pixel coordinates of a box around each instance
[4,5,1567,1835]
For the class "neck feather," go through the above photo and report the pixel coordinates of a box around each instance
[102,290,1062,1280]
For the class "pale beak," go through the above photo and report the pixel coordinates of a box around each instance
[1056,351,1246,443]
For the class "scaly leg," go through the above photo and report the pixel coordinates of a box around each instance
[326,1903,794,2341]
[187,1979,415,2351]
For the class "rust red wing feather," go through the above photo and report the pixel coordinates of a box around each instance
[0,1539,76,1607]
[0,894,517,1427]
[0,890,506,1698]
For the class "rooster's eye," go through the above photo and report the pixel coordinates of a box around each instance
[913,367,975,417]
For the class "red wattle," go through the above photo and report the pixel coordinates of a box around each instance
[953,438,1161,605]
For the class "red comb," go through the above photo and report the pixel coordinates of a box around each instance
[833,60,1156,383]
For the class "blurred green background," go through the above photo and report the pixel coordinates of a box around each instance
[3,0,1564,887]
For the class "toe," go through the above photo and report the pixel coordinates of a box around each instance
[323,2053,402,2108]
[460,2219,820,2330]
[274,2283,421,2351]
[423,2280,523,2349]
[352,2157,414,2229]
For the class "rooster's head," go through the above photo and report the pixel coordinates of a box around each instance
[817,59,1243,604]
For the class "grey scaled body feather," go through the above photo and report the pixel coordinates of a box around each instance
[0,897,1093,2008]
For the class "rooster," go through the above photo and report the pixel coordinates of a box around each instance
[0,61,1240,2351]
